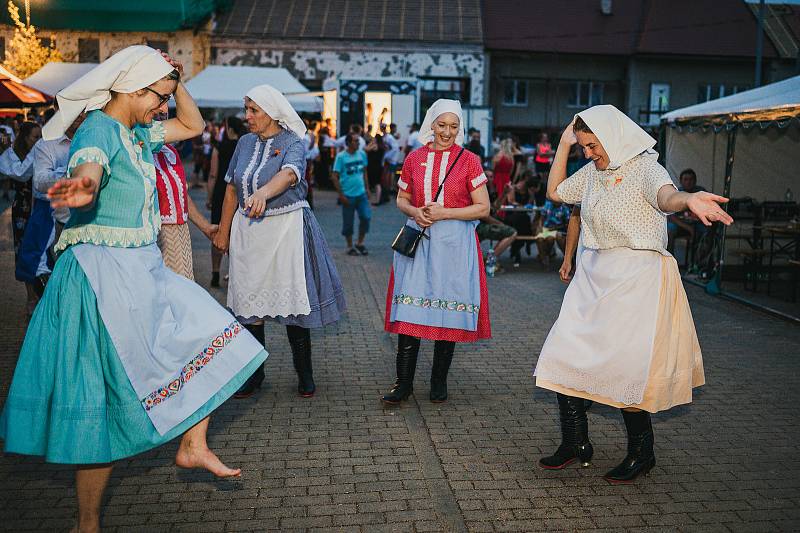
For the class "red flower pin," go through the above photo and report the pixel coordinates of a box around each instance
[274,149,281,156]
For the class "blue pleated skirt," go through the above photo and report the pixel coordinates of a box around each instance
[0,247,267,464]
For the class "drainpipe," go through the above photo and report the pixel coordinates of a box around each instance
[755,0,765,87]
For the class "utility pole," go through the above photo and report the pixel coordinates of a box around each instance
[755,0,765,87]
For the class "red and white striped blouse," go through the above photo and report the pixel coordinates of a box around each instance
[154,144,188,225]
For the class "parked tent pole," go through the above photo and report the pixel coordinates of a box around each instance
[706,125,737,296]
[755,0,766,87]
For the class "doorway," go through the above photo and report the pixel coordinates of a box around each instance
[364,91,392,136]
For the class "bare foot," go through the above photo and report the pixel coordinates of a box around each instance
[175,446,241,478]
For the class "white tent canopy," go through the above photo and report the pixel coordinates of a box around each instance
[24,62,98,96]
[26,63,322,113]
[662,75,800,123]
[663,76,800,202]
[179,65,323,112]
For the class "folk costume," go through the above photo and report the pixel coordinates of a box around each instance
[154,143,194,279]
[534,105,704,482]
[383,99,491,404]
[0,46,267,463]
[224,84,345,398]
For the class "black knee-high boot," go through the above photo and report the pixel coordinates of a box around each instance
[430,340,455,402]
[381,335,420,404]
[539,393,594,469]
[287,325,315,397]
[604,409,655,484]
[234,323,266,399]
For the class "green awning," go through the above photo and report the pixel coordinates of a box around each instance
[3,0,229,32]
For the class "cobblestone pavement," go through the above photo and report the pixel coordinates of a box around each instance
[1,189,799,532]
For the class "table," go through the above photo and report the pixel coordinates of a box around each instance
[764,224,800,296]
[497,205,539,214]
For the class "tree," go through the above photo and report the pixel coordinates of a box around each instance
[3,0,62,78]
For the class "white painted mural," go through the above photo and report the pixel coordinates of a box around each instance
[213,47,486,106]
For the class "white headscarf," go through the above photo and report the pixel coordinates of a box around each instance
[245,84,307,138]
[575,104,657,170]
[43,45,173,141]
[418,99,465,147]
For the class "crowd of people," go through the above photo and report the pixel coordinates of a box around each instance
[177,106,598,272]
[0,45,734,532]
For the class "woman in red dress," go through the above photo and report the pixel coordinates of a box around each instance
[382,99,491,404]
[492,138,515,196]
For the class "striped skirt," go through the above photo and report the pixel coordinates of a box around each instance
[157,222,194,280]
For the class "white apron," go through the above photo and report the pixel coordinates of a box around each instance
[535,247,662,405]
[228,208,311,320]
[72,243,268,435]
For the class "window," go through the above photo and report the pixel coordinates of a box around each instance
[147,40,169,53]
[697,84,749,103]
[502,79,527,106]
[645,83,671,125]
[568,81,603,108]
[420,77,470,116]
[78,38,100,63]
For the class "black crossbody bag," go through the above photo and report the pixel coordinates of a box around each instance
[391,147,465,258]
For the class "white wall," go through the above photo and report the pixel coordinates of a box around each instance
[213,43,486,106]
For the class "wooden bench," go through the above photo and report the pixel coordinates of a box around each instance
[733,249,769,292]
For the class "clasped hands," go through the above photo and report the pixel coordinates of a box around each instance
[413,202,448,228]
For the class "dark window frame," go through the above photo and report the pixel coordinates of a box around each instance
[502,79,528,107]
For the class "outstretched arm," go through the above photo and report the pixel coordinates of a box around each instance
[212,184,238,252]
[47,162,103,210]
[187,196,217,240]
[657,186,733,226]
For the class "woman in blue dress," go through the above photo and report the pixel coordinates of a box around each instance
[0,46,268,532]
[214,84,345,399]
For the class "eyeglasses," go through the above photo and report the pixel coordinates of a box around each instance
[143,86,172,106]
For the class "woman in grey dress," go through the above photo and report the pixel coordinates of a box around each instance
[214,84,345,398]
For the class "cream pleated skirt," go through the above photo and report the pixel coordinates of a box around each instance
[535,247,704,413]
[157,222,194,280]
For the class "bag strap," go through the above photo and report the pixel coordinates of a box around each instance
[432,147,465,204]
[419,147,466,238]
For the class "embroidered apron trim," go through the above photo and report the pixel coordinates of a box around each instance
[141,321,243,411]
[392,293,480,314]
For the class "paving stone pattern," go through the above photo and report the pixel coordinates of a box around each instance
[0,190,799,532]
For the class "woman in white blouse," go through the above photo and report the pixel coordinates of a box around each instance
[0,121,42,316]
[534,105,732,484]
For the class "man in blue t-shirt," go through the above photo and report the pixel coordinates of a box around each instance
[332,133,371,255]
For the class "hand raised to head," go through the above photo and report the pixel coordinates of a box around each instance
[157,49,184,78]
[560,120,577,146]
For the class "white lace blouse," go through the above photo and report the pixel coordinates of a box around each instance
[557,153,677,256]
